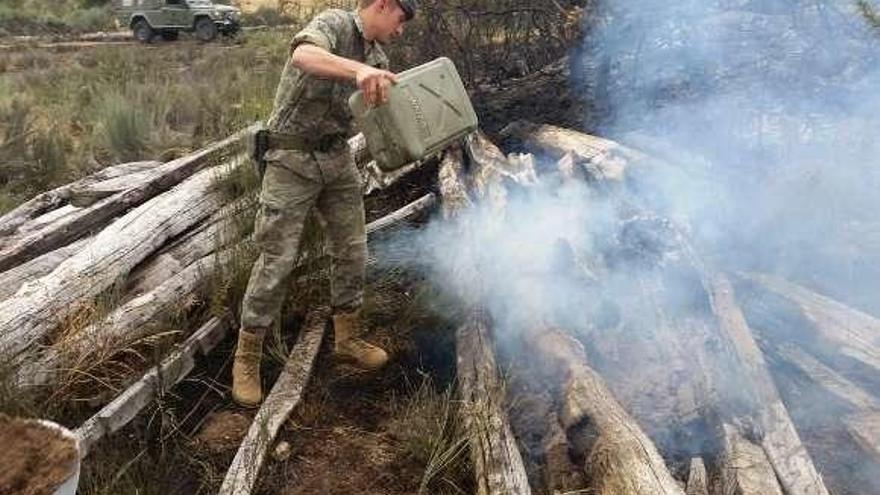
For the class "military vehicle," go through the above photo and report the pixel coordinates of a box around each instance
[115,0,241,43]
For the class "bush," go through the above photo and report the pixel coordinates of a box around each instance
[97,93,151,162]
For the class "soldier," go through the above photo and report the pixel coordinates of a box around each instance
[232,0,417,407]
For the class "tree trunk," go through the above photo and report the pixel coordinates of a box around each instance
[500,120,643,183]
[125,196,254,298]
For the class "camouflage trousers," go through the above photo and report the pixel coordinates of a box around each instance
[240,141,366,330]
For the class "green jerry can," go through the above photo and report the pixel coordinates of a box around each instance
[349,57,478,171]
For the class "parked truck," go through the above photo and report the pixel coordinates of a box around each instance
[115,0,241,43]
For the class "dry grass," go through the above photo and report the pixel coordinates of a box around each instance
[389,375,471,495]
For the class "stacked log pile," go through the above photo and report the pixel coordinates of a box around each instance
[0,126,438,437]
[2,120,878,495]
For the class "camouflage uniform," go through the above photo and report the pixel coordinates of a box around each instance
[241,9,390,329]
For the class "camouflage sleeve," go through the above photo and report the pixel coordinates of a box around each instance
[290,10,346,53]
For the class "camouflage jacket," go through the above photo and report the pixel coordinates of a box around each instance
[266,9,390,140]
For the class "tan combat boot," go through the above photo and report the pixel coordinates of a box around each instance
[333,310,388,370]
[232,329,265,407]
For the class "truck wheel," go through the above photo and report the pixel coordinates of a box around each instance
[132,19,154,44]
[194,18,217,42]
[160,30,179,41]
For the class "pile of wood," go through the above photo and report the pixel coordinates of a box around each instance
[3,120,878,495]
[0,125,437,444]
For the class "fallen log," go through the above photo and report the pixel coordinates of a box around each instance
[364,192,435,234]
[706,274,829,495]
[0,160,160,238]
[439,146,532,495]
[75,314,231,456]
[525,326,685,495]
[845,413,880,465]
[125,196,255,298]
[686,457,708,495]
[465,130,538,213]
[0,127,251,273]
[437,148,472,219]
[0,156,244,364]
[743,272,880,373]
[66,167,168,208]
[18,245,241,389]
[776,343,880,463]
[457,313,533,495]
[218,307,329,495]
[0,237,91,301]
[776,344,880,412]
[499,120,642,183]
[715,423,784,495]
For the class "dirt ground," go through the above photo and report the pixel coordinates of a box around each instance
[0,415,78,495]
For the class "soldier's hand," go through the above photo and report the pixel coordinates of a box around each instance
[356,66,397,107]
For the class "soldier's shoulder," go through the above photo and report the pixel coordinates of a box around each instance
[313,8,354,27]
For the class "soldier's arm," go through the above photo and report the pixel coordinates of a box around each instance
[292,44,397,106]
[290,11,396,106]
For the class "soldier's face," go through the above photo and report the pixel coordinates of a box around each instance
[376,0,407,44]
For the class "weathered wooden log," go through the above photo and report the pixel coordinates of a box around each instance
[18,244,240,388]
[365,193,435,234]
[125,196,254,298]
[500,120,641,183]
[0,237,91,301]
[11,204,83,236]
[776,344,880,412]
[715,423,784,495]
[218,307,329,495]
[437,148,472,219]
[438,146,532,495]
[0,160,160,238]
[845,413,880,465]
[75,314,231,456]
[707,274,829,495]
[776,343,880,463]
[465,130,538,213]
[0,127,251,273]
[743,272,880,373]
[457,313,533,495]
[526,326,685,495]
[66,167,167,208]
[686,457,709,495]
[0,156,244,363]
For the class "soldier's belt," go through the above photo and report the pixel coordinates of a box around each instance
[266,132,345,152]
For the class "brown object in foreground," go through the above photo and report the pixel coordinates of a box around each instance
[0,415,77,495]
